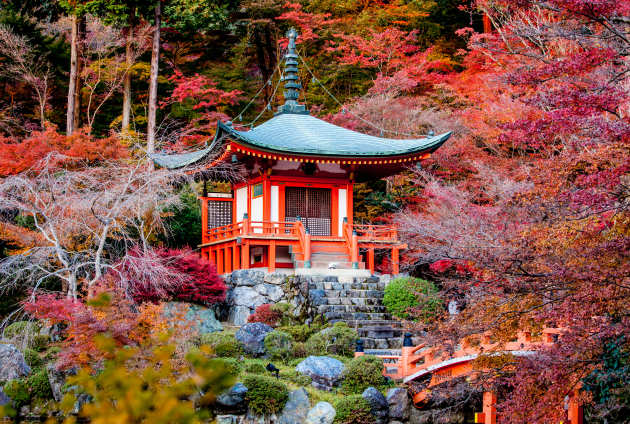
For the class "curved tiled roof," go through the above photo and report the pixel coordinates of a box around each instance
[219,114,451,157]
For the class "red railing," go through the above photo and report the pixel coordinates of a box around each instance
[353,224,398,242]
[204,220,302,244]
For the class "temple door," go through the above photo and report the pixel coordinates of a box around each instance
[285,187,331,236]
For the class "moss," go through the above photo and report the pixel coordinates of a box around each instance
[22,348,43,369]
[342,355,385,393]
[277,323,327,342]
[44,346,61,362]
[383,277,443,322]
[210,358,242,378]
[279,369,312,386]
[4,321,39,338]
[243,375,289,415]
[264,330,293,363]
[26,369,52,400]
[3,379,30,408]
[333,395,373,424]
[199,331,243,358]
[305,322,358,357]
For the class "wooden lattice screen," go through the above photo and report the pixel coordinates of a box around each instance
[207,200,232,229]
[285,187,331,236]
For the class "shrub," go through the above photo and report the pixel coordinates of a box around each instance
[278,323,327,342]
[333,395,373,424]
[3,379,29,408]
[342,355,385,393]
[247,304,283,327]
[279,369,312,386]
[27,369,52,399]
[291,342,308,358]
[243,360,266,374]
[210,358,241,378]
[130,248,227,306]
[383,277,443,322]
[31,334,50,352]
[305,322,358,357]
[199,332,243,358]
[264,331,293,362]
[45,347,61,362]
[22,348,42,369]
[243,375,289,415]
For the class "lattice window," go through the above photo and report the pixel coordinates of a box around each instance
[285,187,331,236]
[207,200,232,229]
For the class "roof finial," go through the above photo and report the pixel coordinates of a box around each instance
[277,28,309,115]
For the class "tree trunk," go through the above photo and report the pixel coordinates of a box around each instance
[122,8,135,131]
[73,16,86,131]
[66,15,79,135]
[147,0,162,153]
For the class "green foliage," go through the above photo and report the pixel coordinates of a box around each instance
[22,348,42,369]
[278,322,327,342]
[292,341,308,358]
[26,368,52,399]
[45,347,61,362]
[210,357,242,378]
[383,277,443,322]
[305,322,358,357]
[243,360,266,374]
[342,355,385,393]
[57,335,235,423]
[161,186,202,249]
[199,331,243,358]
[264,330,293,363]
[279,369,312,386]
[333,395,373,424]
[243,375,289,415]
[3,379,29,408]
[31,335,50,352]
[4,321,39,338]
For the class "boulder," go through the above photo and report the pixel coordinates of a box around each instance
[255,283,284,302]
[0,344,30,383]
[386,387,409,420]
[305,401,336,424]
[295,356,345,391]
[231,286,267,309]
[362,387,389,424]
[278,388,310,424]
[46,363,78,402]
[264,273,288,286]
[228,306,251,326]
[164,302,222,335]
[216,383,248,413]
[231,269,264,286]
[235,323,273,356]
[216,415,239,424]
[409,407,432,424]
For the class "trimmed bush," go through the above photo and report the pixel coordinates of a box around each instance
[291,341,308,358]
[22,348,42,369]
[210,358,242,378]
[277,323,326,342]
[264,330,293,362]
[383,277,443,321]
[243,360,266,374]
[279,369,312,386]
[342,355,385,393]
[333,395,373,424]
[243,375,289,415]
[3,379,30,408]
[199,332,243,358]
[305,322,358,357]
[26,369,52,399]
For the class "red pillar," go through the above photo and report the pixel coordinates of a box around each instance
[241,242,249,269]
[483,391,496,424]
[224,247,232,274]
[392,247,399,275]
[269,241,276,272]
[568,390,583,424]
[217,248,224,274]
[367,247,375,274]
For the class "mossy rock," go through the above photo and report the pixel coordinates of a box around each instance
[3,379,30,408]
[26,369,52,400]
[333,395,373,424]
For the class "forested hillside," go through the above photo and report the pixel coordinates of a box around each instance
[0,0,628,422]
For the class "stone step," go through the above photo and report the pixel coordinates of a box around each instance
[308,281,387,291]
[357,327,402,339]
[323,297,383,306]
[323,311,393,321]
[362,337,403,350]
[365,348,402,356]
[318,304,387,314]
[324,289,384,299]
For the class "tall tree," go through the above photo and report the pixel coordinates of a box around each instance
[146,0,161,153]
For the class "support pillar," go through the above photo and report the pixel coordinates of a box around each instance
[351,231,359,269]
[217,248,224,275]
[224,247,232,274]
[475,391,496,424]
[232,243,240,271]
[304,229,311,268]
[269,241,276,272]
[241,242,249,269]
[367,247,375,274]
[392,247,400,275]
[568,390,583,424]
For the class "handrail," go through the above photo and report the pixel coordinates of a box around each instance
[205,220,301,244]
[353,224,398,241]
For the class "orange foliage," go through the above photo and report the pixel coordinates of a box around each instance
[0,125,128,177]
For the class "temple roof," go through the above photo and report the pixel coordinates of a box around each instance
[151,28,451,170]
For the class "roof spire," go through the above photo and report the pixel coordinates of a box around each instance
[277,28,309,115]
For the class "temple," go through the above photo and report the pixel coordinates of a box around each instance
[153,28,451,275]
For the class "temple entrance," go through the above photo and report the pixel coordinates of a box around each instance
[285,187,331,236]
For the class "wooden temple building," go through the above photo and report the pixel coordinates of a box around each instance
[153,29,451,275]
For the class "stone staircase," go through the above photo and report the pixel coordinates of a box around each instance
[308,275,402,349]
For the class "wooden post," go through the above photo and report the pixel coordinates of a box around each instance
[200,197,208,244]
[367,247,375,274]
[351,231,359,269]
[269,241,276,272]
[392,247,399,275]
[217,248,224,275]
[483,391,496,424]
[233,243,239,271]
[243,213,250,235]
[224,247,232,274]
[304,229,311,268]
[241,242,249,269]
[568,390,583,424]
